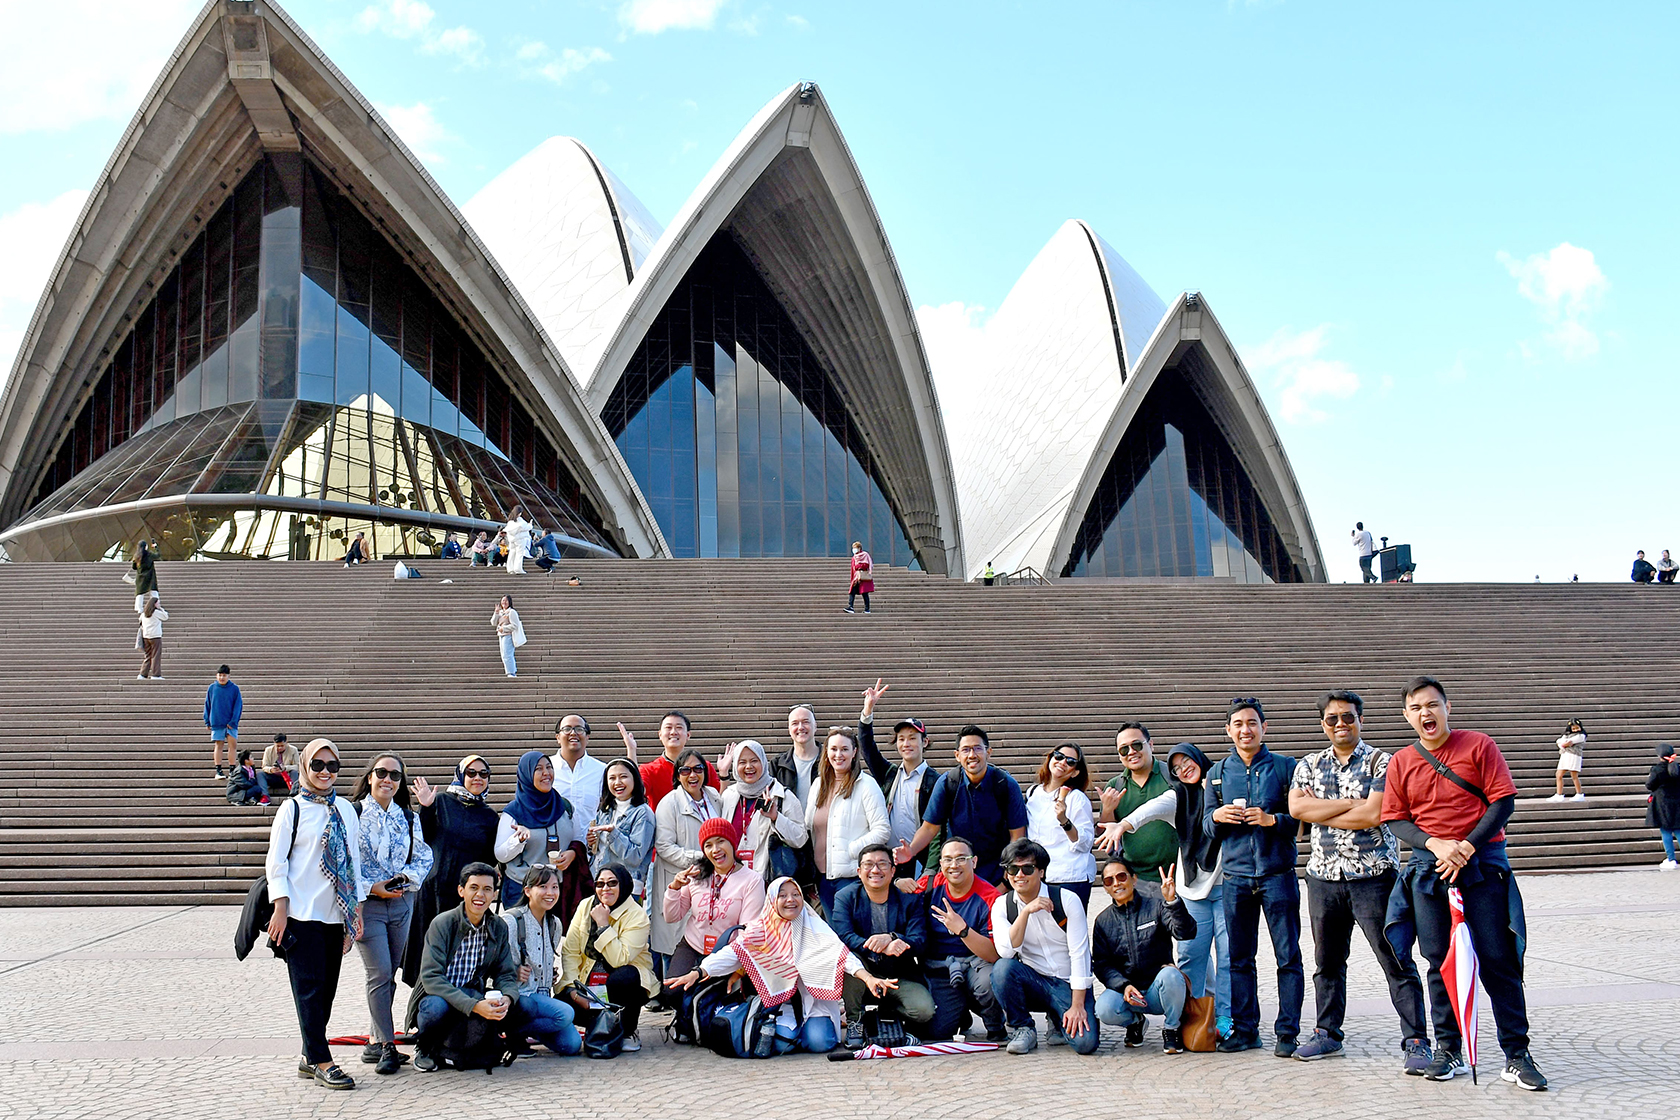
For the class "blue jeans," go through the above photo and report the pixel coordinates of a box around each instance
[513,991,581,1055]
[991,958,1099,1054]
[1094,965,1188,1028]
[415,994,453,1033]
[499,634,517,676]
[1222,871,1304,1042]
[1177,888,1231,1021]
[1663,830,1678,861]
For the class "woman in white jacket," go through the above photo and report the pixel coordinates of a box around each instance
[719,740,808,884]
[650,748,724,963]
[503,506,533,575]
[804,726,888,914]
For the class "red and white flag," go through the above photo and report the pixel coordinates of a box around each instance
[1440,885,1480,1081]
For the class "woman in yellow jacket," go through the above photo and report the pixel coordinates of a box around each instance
[560,862,659,1052]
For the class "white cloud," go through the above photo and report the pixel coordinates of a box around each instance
[355,0,484,66]
[0,1,203,133]
[618,0,727,34]
[1497,242,1608,359]
[786,14,810,29]
[1244,324,1359,424]
[0,189,91,380]
[373,101,451,166]
[916,301,993,387]
[516,42,613,85]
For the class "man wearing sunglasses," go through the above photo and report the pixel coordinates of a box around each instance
[1098,723,1176,883]
[1091,855,1196,1052]
[1205,696,1303,1057]
[1287,690,1430,1070]
[990,839,1098,1055]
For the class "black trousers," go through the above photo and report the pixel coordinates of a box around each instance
[285,919,345,1065]
[1411,864,1530,1059]
[847,589,871,611]
[1307,871,1428,1043]
[578,965,646,1036]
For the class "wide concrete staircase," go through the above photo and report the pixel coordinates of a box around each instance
[1,560,1675,905]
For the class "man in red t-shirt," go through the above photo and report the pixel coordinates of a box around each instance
[1381,676,1547,1092]
[626,711,719,810]
[897,836,1006,1041]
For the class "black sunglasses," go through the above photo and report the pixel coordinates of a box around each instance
[1006,863,1041,876]
[1117,741,1146,756]
[1049,752,1079,766]
[372,766,403,780]
[463,767,490,779]
[308,758,341,774]
[677,765,706,776]
[1322,712,1359,726]
[594,879,620,890]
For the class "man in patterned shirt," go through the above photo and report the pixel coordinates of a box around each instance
[1287,689,1430,1071]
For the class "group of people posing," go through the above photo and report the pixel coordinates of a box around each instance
[261,676,1549,1094]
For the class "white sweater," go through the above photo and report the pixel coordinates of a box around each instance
[139,607,168,639]
[804,772,889,880]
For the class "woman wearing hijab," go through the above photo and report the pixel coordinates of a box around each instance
[401,755,499,986]
[504,505,533,575]
[662,818,766,992]
[495,750,587,914]
[651,748,724,965]
[718,739,807,884]
[665,876,898,1053]
[587,759,656,897]
[1097,742,1231,1037]
[350,753,433,1075]
[263,738,366,1090]
[560,863,659,1052]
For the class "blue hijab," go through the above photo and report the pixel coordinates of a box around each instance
[503,749,572,829]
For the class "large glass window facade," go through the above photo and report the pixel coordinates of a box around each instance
[22,153,613,559]
[603,236,917,565]
[1061,369,1302,582]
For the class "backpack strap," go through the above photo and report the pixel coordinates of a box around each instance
[1004,885,1067,930]
[514,911,529,969]
[1409,742,1489,805]
[288,796,302,854]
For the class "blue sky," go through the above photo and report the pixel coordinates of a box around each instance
[2,0,1674,581]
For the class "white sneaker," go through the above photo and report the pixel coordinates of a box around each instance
[1545,794,1566,802]
[1570,793,1586,801]
[621,1031,641,1053]
[1660,860,1678,871]
[137,674,147,680]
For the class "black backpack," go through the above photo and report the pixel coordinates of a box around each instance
[1004,883,1068,930]
[436,1011,516,1072]
[667,924,748,1045]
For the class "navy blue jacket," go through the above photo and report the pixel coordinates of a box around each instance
[1202,745,1299,877]
[203,680,243,730]
[827,880,928,983]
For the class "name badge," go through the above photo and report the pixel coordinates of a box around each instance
[704,934,718,953]
[737,848,755,866]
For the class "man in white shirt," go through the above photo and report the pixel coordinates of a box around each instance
[990,838,1098,1054]
[857,677,942,876]
[550,714,606,846]
[1352,522,1377,583]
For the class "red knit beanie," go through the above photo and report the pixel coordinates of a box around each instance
[697,817,739,851]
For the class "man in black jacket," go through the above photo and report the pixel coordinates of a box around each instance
[1091,855,1197,1053]
[829,843,937,1048]
[858,677,943,876]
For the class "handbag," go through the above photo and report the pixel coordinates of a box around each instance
[1179,973,1217,1052]
[582,1001,624,1058]
[122,570,137,585]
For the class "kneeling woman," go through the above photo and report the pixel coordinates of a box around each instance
[559,863,659,1053]
[501,866,581,1056]
[665,876,899,1053]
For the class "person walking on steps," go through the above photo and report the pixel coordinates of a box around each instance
[1549,720,1586,802]
[204,664,243,778]
[137,592,167,680]
[1353,523,1377,584]
[130,538,158,612]
[845,541,874,614]
[492,595,523,678]
[504,506,534,575]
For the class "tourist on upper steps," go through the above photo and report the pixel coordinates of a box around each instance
[806,725,890,914]
[204,664,242,779]
[650,747,725,967]
[1203,696,1303,1057]
[137,591,166,680]
[1632,550,1657,583]
[351,752,433,1076]
[491,595,523,678]
[439,532,463,560]
[844,541,874,614]
[1648,743,1680,870]
[1658,549,1679,583]
[1352,522,1377,584]
[261,732,299,801]
[343,531,369,567]
[1023,742,1096,906]
[130,537,157,612]
[226,749,266,806]
[1549,719,1587,802]
[495,750,586,917]
[469,531,492,566]
[264,737,366,1090]
[1287,690,1430,1071]
[503,505,534,575]
[1381,676,1548,1091]
[401,755,499,987]
[588,758,657,897]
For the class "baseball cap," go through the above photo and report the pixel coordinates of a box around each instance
[893,718,928,737]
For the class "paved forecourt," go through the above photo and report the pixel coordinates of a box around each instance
[1,870,1676,1120]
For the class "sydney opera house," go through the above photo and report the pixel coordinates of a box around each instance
[0,1,1324,584]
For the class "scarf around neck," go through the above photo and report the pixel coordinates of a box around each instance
[446,754,491,806]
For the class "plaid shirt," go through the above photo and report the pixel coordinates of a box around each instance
[1290,741,1399,881]
[444,921,488,990]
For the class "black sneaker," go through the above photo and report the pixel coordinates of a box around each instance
[1424,1050,1468,1081]
[1402,1038,1432,1075]
[312,1064,355,1090]
[1124,1018,1146,1047]
[844,1023,867,1051]
[375,1044,402,1076]
[360,1042,382,1065]
[1502,1050,1548,1091]
[1161,1027,1184,1054]
[1273,1036,1298,1059]
[842,607,855,614]
[1216,1033,1262,1053]
[413,1052,440,1073]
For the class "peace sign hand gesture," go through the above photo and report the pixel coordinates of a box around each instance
[861,678,890,718]
[1159,864,1177,904]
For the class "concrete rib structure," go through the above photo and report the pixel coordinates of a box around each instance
[0,0,666,562]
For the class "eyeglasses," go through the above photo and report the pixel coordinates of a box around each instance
[1049,752,1079,766]
[308,758,340,774]
[1101,874,1133,886]
[938,854,975,866]
[463,767,490,779]
[676,765,706,776]
[1321,712,1359,726]
[372,767,403,781]
[1006,863,1041,877]
[1117,741,1146,756]
[560,725,587,735]
[859,862,893,873]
